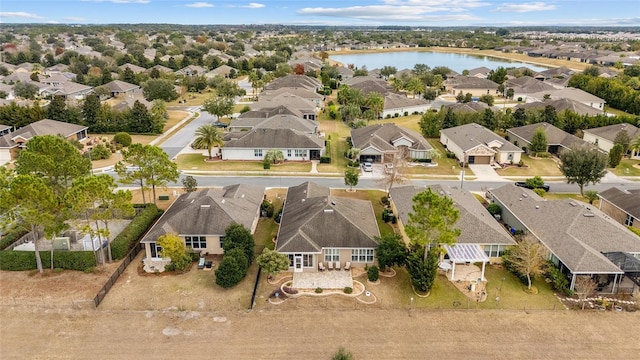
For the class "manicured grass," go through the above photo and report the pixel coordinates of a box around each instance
[317,134,349,173]
[331,189,395,237]
[176,154,312,172]
[164,110,189,132]
[385,264,561,310]
[609,159,640,177]
[496,154,563,177]
[421,138,472,176]
[166,91,212,107]
[377,114,422,132]
[542,192,599,207]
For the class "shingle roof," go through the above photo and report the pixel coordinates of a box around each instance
[231,114,317,134]
[583,123,640,142]
[238,105,302,119]
[390,185,515,246]
[250,93,316,114]
[528,87,605,104]
[442,102,491,113]
[264,75,321,91]
[505,76,556,94]
[118,63,146,73]
[223,128,323,149]
[383,92,428,110]
[507,122,592,150]
[440,123,522,153]
[275,182,380,253]
[598,187,640,220]
[141,184,265,244]
[515,98,604,116]
[260,87,323,101]
[445,76,499,89]
[105,80,139,93]
[351,124,432,153]
[490,184,640,274]
[0,119,87,148]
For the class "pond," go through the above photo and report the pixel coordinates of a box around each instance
[330,51,549,73]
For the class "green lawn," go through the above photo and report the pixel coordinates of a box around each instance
[542,192,599,207]
[176,154,312,172]
[253,189,286,252]
[385,265,561,310]
[331,189,394,237]
[419,138,472,176]
[376,114,422,132]
[496,154,563,177]
[609,159,640,177]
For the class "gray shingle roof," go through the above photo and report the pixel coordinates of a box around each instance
[351,124,432,153]
[507,122,592,150]
[264,75,321,91]
[390,185,515,246]
[0,119,87,148]
[515,99,603,116]
[505,76,556,94]
[223,128,323,149]
[490,184,640,274]
[250,93,316,114]
[528,87,605,104]
[275,182,380,253]
[598,187,640,220]
[238,105,303,119]
[440,123,522,153]
[383,92,428,110]
[105,80,139,93]
[445,76,499,89]
[141,184,265,244]
[583,123,640,142]
[442,102,491,113]
[231,114,317,133]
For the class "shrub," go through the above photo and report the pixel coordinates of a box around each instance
[111,204,163,260]
[380,196,390,207]
[239,105,251,113]
[487,203,502,216]
[533,188,546,197]
[0,250,95,271]
[319,156,331,164]
[367,265,379,282]
[0,228,29,250]
[90,143,111,160]
[274,208,283,223]
[261,200,275,218]
[344,287,353,294]
[546,262,572,296]
[215,248,249,288]
[113,132,132,147]
[404,111,409,116]
[517,160,524,167]
[315,287,323,293]
[263,159,271,169]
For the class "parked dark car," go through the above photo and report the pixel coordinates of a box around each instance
[515,181,550,192]
[212,121,228,128]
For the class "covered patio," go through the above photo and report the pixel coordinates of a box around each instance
[292,269,353,289]
[444,244,489,282]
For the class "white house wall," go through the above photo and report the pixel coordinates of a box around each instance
[440,133,465,161]
[583,132,614,152]
[382,104,429,118]
[0,149,11,165]
[221,148,320,161]
[496,150,522,164]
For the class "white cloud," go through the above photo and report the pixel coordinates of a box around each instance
[65,17,87,22]
[494,2,556,13]
[186,2,214,8]
[242,3,265,8]
[0,11,43,19]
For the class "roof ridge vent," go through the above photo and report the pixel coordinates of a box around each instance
[324,208,334,213]
[201,204,210,208]
[583,212,595,217]
[221,199,225,204]
[569,201,577,207]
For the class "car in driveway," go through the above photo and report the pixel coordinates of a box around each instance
[212,121,228,128]
[362,162,373,172]
[515,181,550,192]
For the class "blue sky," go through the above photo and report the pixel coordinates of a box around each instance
[0,1,638,27]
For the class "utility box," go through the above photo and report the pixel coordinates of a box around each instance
[53,237,70,251]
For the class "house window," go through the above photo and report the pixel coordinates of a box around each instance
[219,236,225,249]
[254,149,262,157]
[351,249,374,262]
[303,254,313,267]
[324,248,339,262]
[287,254,294,267]
[294,149,306,157]
[287,149,292,157]
[484,245,506,258]
[625,214,634,227]
[184,236,207,249]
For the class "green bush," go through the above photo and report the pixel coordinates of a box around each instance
[319,156,331,163]
[344,287,353,294]
[315,287,323,293]
[263,159,271,169]
[487,203,502,216]
[0,250,95,271]
[367,265,379,282]
[111,204,162,260]
[533,188,546,197]
[113,132,132,147]
[0,228,29,250]
[90,143,111,160]
[261,200,275,218]
[239,105,251,113]
[215,249,249,288]
[546,262,572,296]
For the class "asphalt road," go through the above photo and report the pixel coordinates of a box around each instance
[160,107,216,160]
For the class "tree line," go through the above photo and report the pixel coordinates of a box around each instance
[569,65,640,115]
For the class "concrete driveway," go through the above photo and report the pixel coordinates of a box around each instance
[467,164,503,181]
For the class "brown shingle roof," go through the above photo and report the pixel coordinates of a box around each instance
[598,187,640,220]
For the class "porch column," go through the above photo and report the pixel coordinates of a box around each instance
[570,273,576,291]
[612,274,619,293]
[451,262,456,281]
[481,261,486,281]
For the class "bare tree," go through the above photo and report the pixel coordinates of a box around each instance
[574,276,598,310]
[503,234,546,290]
[377,147,409,194]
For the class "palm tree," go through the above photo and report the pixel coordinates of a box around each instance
[630,135,640,157]
[406,77,425,99]
[193,123,224,160]
[365,92,384,120]
[264,149,285,164]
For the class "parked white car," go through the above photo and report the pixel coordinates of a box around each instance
[362,162,373,172]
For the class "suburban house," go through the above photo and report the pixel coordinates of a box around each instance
[104,80,140,98]
[350,123,433,163]
[583,123,640,159]
[118,63,146,74]
[260,87,324,107]
[342,76,430,117]
[489,184,640,293]
[513,98,604,116]
[526,88,606,110]
[504,76,557,100]
[442,102,491,114]
[598,187,640,230]
[440,123,523,165]
[0,119,88,165]
[205,64,235,78]
[263,74,321,92]
[275,182,380,272]
[40,80,93,100]
[390,185,516,280]
[140,184,265,273]
[444,76,500,97]
[250,93,318,120]
[229,111,317,134]
[175,65,207,77]
[467,66,492,78]
[506,122,592,154]
[221,128,324,161]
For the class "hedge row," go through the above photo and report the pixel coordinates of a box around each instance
[111,204,163,260]
[0,250,95,271]
[0,228,29,250]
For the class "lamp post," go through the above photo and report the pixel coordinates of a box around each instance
[460,151,466,189]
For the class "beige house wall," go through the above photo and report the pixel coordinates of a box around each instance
[600,199,640,229]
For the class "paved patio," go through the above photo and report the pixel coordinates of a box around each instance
[448,263,486,282]
[292,270,353,289]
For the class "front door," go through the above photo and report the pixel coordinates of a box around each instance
[293,254,303,273]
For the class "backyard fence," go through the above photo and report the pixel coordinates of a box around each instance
[92,243,143,309]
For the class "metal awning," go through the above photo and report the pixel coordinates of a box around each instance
[444,244,490,263]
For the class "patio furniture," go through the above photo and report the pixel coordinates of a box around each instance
[344,262,351,271]
[198,257,205,270]
[318,262,325,271]
[327,261,334,271]
[335,261,341,271]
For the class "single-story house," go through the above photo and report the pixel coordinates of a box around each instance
[444,76,500,97]
[504,76,557,100]
[221,128,324,161]
[526,87,606,110]
[0,119,88,165]
[440,123,523,165]
[250,93,317,120]
[381,92,430,118]
[390,185,516,271]
[229,113,317,134]
[506,122,592,154]
[175,65,207,77]
[140,184,265,273]
[513,98,604,117]
[260,87,324,107]
[118,63,147,74]
[40,81,93,100]
[105,80,140,98]
[263,74,321,92]
[205,64,235,78]
[351,123,433,163]
[583,123,640,159]
[275,182,380,272]
[442,102,491,114]
[489,184,640,293]
[598,187,640,230]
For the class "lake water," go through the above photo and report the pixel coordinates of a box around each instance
[330,51,549,73]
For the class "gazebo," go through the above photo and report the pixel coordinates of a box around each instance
[443,244,489,281]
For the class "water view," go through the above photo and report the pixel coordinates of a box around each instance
[330,51,549,73]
